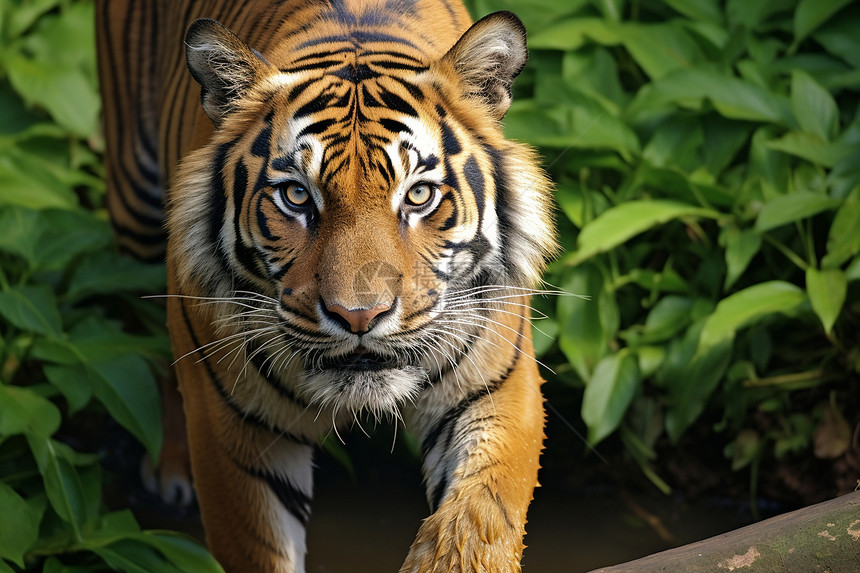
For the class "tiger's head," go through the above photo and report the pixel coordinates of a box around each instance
[168,10,555,419]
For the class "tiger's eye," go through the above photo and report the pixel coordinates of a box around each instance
[284,183,309,206]
[406,184,433,206]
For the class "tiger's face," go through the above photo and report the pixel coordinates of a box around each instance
[170,15,554,418]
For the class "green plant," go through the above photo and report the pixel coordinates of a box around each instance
[467,0,860,492]
[0,1,222,570]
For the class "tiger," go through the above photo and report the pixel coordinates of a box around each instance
[96,1,556,571]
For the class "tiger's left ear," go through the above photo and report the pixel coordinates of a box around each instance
[185,18,271,126]
[441,11,528,120]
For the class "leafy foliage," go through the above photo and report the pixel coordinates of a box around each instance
[1,0,858,569]
[0,1,222,570]
[467,0,860,490]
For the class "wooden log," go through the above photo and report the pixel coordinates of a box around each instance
[587,491,860,572]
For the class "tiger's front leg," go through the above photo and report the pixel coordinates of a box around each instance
[167,294,324,573]
[402,341,545,573]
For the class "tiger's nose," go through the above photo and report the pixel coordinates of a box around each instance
[326,302,391,334]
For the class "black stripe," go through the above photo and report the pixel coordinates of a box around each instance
[178,299,312,445]
[243,465,312,526]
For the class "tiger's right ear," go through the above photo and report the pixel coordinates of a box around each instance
[185,19,270,126]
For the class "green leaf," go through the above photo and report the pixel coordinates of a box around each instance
[0,207,110,271]
[698,281,807,354]
[44,364,94,415]
[755,192,842,232]
[504,96,640,159]
[791,70,839,141]
[557,265,616,381]
[66,251,167,301]
[92,541,183,573]
[581,350,639,446]
[0,384,61,438]
[822,186,860,268]
[661,323,733,442]
[794,0,854,43]
[806,268,846,335]
[565,200,718,266]
[132,532,224,573]
[528,17,619,50]
[661,0,723,24]
[765,132,853,167]
[721,227,762,290]
[639,296,693,344]
[0,148,77,210]
[27,436,87,539]
[89,354,162,462]
[846,257,860,282]
[0,482,40,567]
[618,22,702,80]
[628,68,793,125]
[0,285,63,337]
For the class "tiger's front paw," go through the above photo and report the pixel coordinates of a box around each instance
[400,490,525,573]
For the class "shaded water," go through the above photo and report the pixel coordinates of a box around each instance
[303,456,750,572]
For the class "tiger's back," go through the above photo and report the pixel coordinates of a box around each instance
[97,2,555,572]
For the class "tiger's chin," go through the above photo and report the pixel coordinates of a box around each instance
[296,358,426,421]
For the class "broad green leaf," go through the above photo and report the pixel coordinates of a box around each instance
[701,116,754,176]
[132,533,224,573]
[748,126,791,200]
[822,186,860,268]
[813,6,860,68]
[90,354,162,462]
[0,384,61,438]
[44,364,94,415]
[505,96,640,159]
[661,0,723,24]
[721,227,762,290]
[0,206,110,271]
[66,251,167,301]
[4,53,99,138]
[0,482,40,567]
[92,541,183,573]
[794,0,854,43]
[581,350,639,446]
[660,321,733,442]
[2,0,62,41]
[0,148,77,209]
[528,17,618,50]
[557,265,615,381]
[0,285,62,337]
[618,22,702,80]
[637,346,666,378]
[727,0,794,30]
[531,318,558,357]
[628,68,792,126]
[565,200,718,266]
[846,257,860,282]
[791,70,839,141]
[754,192,841,232]
[470,0,590,33]
[806,268,846,335]
[639,296,693,344]
[698,281,807,354]
[766,131,853,167]
[27,436,87,539]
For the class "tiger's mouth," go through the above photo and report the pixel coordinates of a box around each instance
[317,347,400,371]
